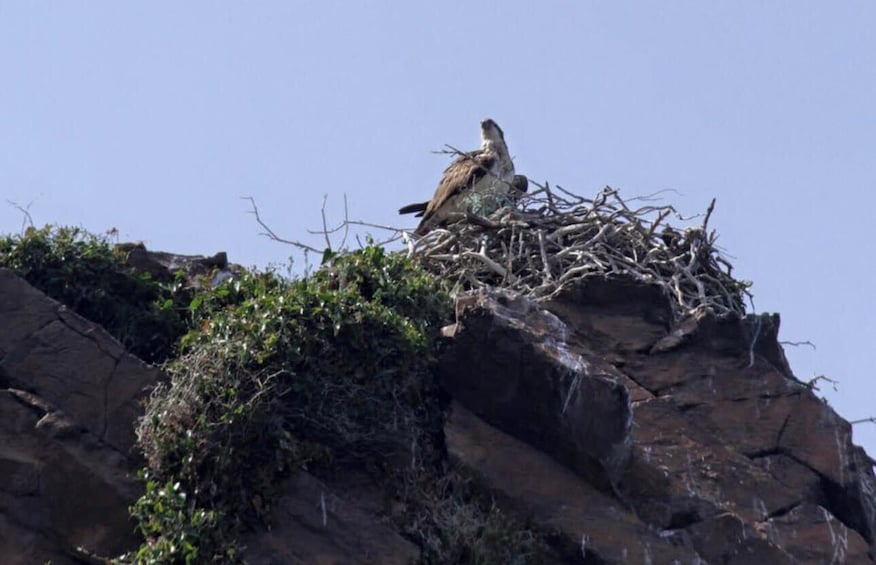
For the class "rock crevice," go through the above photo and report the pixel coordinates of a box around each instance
[2,263,874,563]
[439,281,876,562]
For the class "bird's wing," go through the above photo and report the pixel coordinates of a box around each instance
[418,151,495,227]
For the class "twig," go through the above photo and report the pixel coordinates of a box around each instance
[6,199,35,236]
[409,185,749,320]
[805,374,838,392]
[320,195,332,250]
[780,340,816,350]
[242,196,322,253]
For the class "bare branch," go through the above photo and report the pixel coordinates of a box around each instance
[805,374,838,392]
[407,185,750,321]
[320,195,332,250]
[242,196,322,253]
[780,340,816,350]
[6,199,35,236]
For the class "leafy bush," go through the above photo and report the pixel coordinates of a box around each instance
[0,226,189,363]
[1,228,553,562]
[131,246,454,562]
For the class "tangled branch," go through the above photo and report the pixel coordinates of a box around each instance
[408,183,752,319]
[245,182,751,320]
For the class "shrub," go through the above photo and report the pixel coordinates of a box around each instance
[131,246,453,562]
[402,470,555,564]
[0,226,189,363]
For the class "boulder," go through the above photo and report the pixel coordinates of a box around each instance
[445,401,700,563]
[437,280,876,561]
[439,289,633,487]
[548,278,876,560]
[0,268,156,560]
[243,471,420,564]
[117,242,240,287]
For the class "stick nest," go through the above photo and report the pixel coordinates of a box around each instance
[405,184,751,319]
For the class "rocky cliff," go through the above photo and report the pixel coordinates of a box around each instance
[2,261,874,563]
[441,281,876,563]
[1,212,875,563]
[0,267,157,564]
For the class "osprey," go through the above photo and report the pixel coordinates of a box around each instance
[399,118,518,236]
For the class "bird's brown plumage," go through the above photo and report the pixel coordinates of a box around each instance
[399,118,515,236]
[398,174,529,219]
[413,152,496,235]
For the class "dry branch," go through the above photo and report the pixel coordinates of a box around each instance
[407,185,751,320]
[245,184,751,322]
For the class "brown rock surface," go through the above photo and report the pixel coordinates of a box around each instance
[0,268,156,561]
[243,471,420,565]
[439,289,633,486]
[445,401,700,563]
[3,259,875,562]
[438,281,876,562]
[0,268,160,453]
[117,241,239,286]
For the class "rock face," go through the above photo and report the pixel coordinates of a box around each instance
[3,260,875,563]
[117,242,240,287]
[440,279,876,563]
[244,471,420,565]
[0,268,158,563]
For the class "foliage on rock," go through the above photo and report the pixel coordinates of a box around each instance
[401,470,556,564]
[0,226,561,562]
[131,246,462,562]
[0,226,189,363]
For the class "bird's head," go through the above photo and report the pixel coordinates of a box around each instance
[480,118,506,145]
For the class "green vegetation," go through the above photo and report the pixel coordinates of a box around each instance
[131,246,455,562]
[1,226,554,563]
[0,226,188,363]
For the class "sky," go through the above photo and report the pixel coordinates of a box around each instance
[1,3,874,459]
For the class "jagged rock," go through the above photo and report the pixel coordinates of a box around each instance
[0,389,143,564]
[764,502,872,562]
[0,268,159,453]
[439,288,633,486]
[445,401,700,563]
[3,253,875,563]
[0,268,155,560]
[117,242,239,286]
[438,280,876,561]
[243,471,420,564]
[686,513,794,563]
[546,278,876,560]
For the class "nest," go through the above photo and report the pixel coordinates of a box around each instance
[404,184,751,319]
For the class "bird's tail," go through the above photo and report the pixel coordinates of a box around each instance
[398,202,428,216]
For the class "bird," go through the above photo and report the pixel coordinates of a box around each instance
[399,119,518,236]
[398,174,529,218]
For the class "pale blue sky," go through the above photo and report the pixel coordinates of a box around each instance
[2,3,874,458]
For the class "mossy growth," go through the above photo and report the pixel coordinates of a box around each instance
[0,226,190,363]
[130,245,449,562]
[129,244,555,563]
[0,227,554,563]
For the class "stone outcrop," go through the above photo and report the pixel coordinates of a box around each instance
[440,291,633,487]
[3,258,875,563]
[117,242,240,287]
[440,280,876,563]
[244,471,420,564]
[0,268,158,563]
